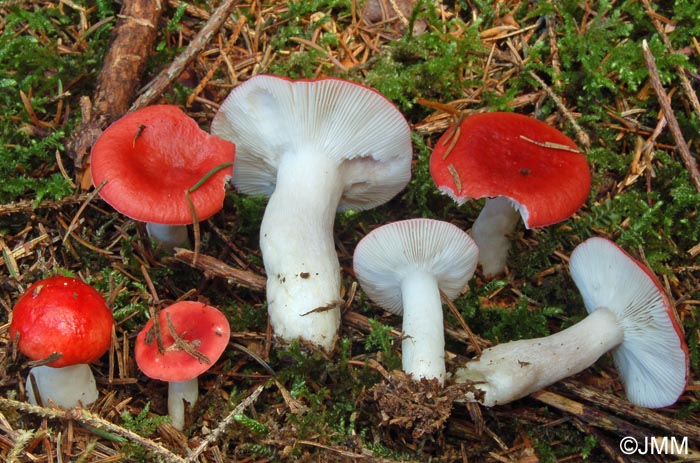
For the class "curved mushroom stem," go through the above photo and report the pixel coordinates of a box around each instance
[470,197,521,277]
[401,270,445,384]
[454,307,623,406]
[145,223,190,250]
[26,364,98,409]
[260,150,343,351]
[168,378,199,431]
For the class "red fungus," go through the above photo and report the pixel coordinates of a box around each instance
[135,301,230,430]
[431,112,591,276]
[10,276,114,408]
[90,105,235,248]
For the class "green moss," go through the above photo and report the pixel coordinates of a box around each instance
[0,4,110,202]
[363,4,483,117]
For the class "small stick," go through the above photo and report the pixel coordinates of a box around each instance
[642,40,700,191]
[528,71,591,149]
[163,312,211,364]
[0,194,93,217]
[131,0,240,110]
[186,384,264,462]
[440,290,482,356]
[641,0,700,119]
[0,397,187,463]
[559,379,700,441]
[62,180,106,245]
[530,390,651,440]
[171,249,266,292]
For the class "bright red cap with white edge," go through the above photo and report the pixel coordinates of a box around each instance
[90,105,235,225]
[9,276,114,368]
[430,112,591,228]
[135,301,230,382]
[570,237,688,408]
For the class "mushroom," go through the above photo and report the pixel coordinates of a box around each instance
[430,112,591,276]
[9,276,114,408]
[134,301,230,430]
[90,105,235,249]
[353,218,479,384]
[454,237,688,408]
[211,75,412,350]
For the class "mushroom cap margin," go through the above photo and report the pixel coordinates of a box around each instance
[353,218,479,314]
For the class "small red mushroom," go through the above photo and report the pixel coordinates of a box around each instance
[90,105,235,249]
[431,112,591,276]
[9,276,114,408]
[134,301,230,430]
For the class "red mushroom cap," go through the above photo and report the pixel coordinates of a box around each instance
[134,301,230,382]
[90,105,235,225]
[430,112,591,228]
[9,276,114,368]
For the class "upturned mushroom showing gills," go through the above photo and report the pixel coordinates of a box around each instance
[135,301,230,431]
[90,105,235,249]
[353,219,479,384]
[454,237,688,408]
[430,112,591,277]
[211,75,412,351]
[9,276,114,409]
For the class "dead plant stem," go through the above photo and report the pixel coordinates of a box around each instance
[641,39,700,191]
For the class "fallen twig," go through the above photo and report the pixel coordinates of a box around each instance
[171,248,266,291]
[641,0,700,119]
[530,389,652,441]
[641,39,700,191]
[559,379,700,444]
[131,0,239,110]
[0,397,187,463]
[0,194,93,217]
[186,384,264,461]
[528,70,591,149]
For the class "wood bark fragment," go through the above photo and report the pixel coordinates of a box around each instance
[559,379,700,444]
[171,248,266,292]
[67,0,163,174]
[530,390,652,440]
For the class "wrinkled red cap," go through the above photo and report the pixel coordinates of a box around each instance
[430,112,591,228]
[90,105,235,225]
[135,301,230,382]
[9,276,114,368]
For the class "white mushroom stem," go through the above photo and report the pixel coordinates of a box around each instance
[470,197,521,277]
[455,307,623,406]
[168,378,199,431]
[26,364,98,409]
[145,223,190,250]
[260,149,343,351]
[400,270,446,384]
